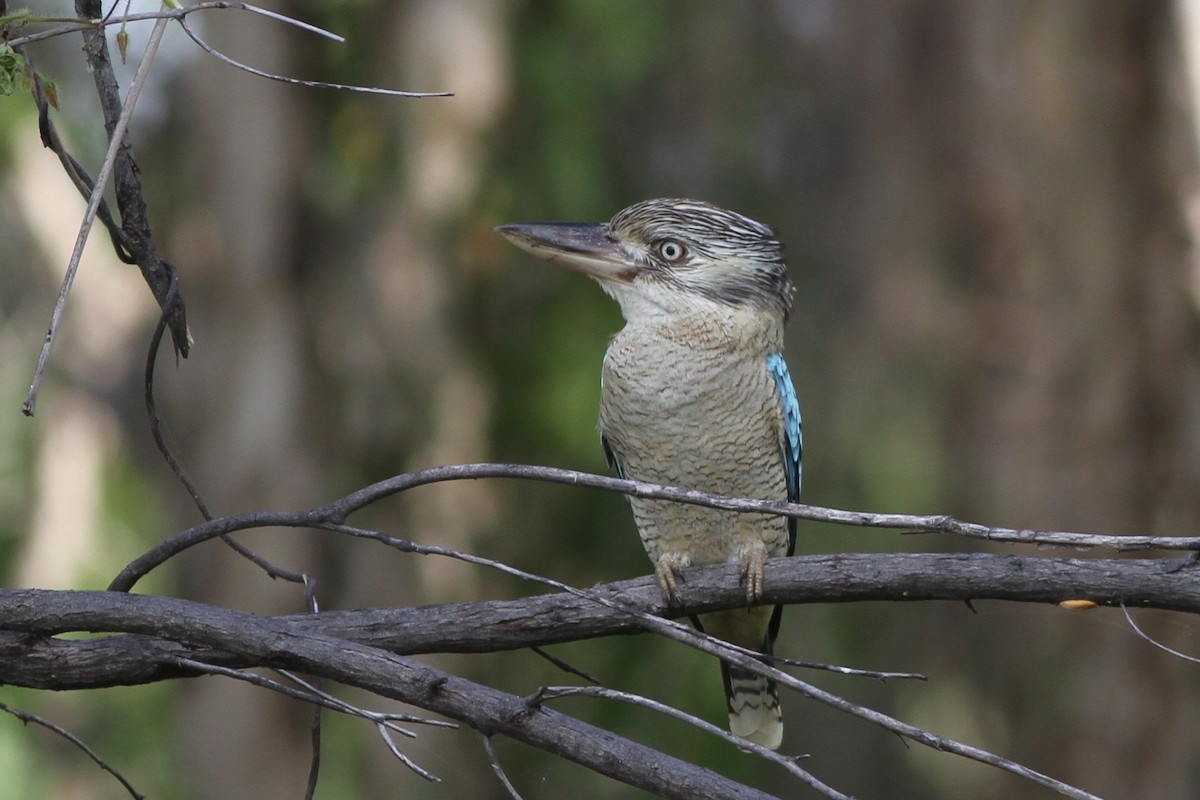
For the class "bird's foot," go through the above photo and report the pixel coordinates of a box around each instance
[654,553,691,606]
[738,544,768,604]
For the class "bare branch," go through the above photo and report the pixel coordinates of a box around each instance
[755,654,1103,800]
[176,15,451,98]
[0,700,145,799]
[3,545,1186,800]
[530,646,600,684]
[169,659,449,783]
[144,300,310,585]
[1120,604,1200,666]
[95,505,1181,793]
[10,553,1197,679]
[481,735,525,800]
[0,594,775,800]
[376,723,441,783]
[108,463,1200,594]
[22,12,169,416]
[770,656,925,682]
[6,2,346,49]
[277,670,458,733]
[16,49,134,261]
[532,685,849,800]
[17,0,460,414]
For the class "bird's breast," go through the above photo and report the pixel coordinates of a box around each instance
[599,325,783,492]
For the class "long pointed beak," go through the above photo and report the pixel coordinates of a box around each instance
[494,222,638,282]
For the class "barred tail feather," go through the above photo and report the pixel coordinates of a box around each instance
[721,662,783,750]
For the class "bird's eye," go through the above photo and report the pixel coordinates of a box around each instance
[656,239,687,262]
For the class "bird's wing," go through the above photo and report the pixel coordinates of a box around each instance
[766,351,802,554]
[601,433,625,479]
[766,351,802,652]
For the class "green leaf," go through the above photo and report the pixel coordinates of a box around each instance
[0,44,24,97]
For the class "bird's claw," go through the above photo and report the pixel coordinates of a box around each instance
[739,547,767,605]
[655,553,691,606]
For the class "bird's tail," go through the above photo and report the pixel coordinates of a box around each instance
[721,661,782,750]
[696,606,784,750]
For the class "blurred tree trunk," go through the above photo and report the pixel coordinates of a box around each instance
[812,2,1200,797]
[158,2,511,798]
[168,8,321,799]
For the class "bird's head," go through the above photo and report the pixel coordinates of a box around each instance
[496,199,793,323]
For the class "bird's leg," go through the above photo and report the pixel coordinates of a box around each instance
[737,541,769,604]
[654,552,692,605]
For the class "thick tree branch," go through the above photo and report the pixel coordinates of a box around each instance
[2,550,1180,799]
[4,553,1198,693]
[0,589,771,800]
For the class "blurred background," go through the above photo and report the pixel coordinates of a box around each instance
[3,1,1200,797]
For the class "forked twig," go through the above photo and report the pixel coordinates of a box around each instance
[278,670,457,733]
[170,658,453,782]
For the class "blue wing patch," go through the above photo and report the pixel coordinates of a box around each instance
[766,351,802,504]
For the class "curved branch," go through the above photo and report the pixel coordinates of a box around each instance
[0,700,144,799]
[0,591,771,800]
[109,463,1200,592]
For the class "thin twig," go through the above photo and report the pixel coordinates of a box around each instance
[481,735,525,800]
[530,685,848,800]
[109,462,1200,593]
[23,12,169,416]
[236,2,343,41]
[281,668,454,785]
[1120,604,1200,665]
[144,291,307,583]
[18,48,134,261]
[7,2,345,48]
[304,696,321,800]
[170,658,452,782]
[377,723,441,782]
[762,661,1103,800]
[531,646,600,684]
[177,15,451,97]
[0,700,144,799]
[278,671,457,732]
[768,655,925,682]
[320,463,1200,552]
